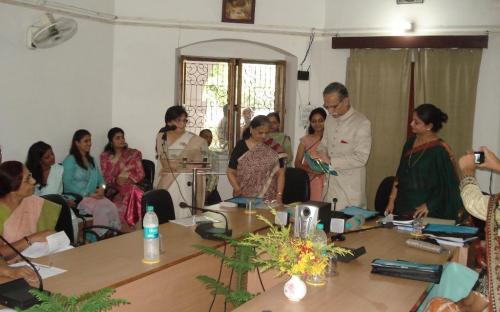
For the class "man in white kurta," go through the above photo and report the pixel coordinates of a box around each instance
[316,82,372,211]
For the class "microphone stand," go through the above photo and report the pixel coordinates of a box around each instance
[179,202,232,240]
[0,235,48,309]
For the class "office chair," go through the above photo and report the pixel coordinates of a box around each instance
[141,189,176,225]
[41,194,75,245]
[374,176,395,214]
[282,167,310,204]
[141,159,155,192]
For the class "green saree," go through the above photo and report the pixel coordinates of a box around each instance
[268,132,293,166]
[394,137,463,221]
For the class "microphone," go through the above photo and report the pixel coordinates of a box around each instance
[330,198,346,241]
[0,235,46,309]
[179,202,232,241]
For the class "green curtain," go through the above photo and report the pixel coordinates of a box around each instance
[414,49,482,158]
[346,49,411,209]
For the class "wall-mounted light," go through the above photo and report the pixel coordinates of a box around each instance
[392,19,416,34]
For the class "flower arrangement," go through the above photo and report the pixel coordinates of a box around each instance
[242,210,352,278]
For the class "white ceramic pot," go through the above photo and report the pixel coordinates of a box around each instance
[283,275,307,302]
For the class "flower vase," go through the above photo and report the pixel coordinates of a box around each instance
[283,275,307,302]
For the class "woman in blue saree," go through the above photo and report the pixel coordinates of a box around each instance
[385,104,463,221]
[62,129,121,231]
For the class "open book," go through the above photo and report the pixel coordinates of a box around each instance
[21,231,73,259]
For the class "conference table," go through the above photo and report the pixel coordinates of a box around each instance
[235,225,453,312]
[20,209,455,312]
[33,208,273,311]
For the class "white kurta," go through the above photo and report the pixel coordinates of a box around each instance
[317,107,372,210]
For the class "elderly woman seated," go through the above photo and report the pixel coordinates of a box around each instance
[0,161,57,260]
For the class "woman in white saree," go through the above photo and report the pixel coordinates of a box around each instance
[155,106,207,219]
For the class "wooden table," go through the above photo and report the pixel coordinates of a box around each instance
[34,209,272,311]
[235,227,452,312]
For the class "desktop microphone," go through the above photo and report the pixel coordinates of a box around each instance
[179,202,232,241]
[330,198,346,240]
[0,235,45,309]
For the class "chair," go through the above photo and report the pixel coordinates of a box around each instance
[141,189,176,225]
[141,159,155,191]
[374,176,395,214]
[282,167,310,204]
[48,193,124,244]
[41,194,75,245]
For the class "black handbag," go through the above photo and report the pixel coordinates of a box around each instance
[371,259,443,283]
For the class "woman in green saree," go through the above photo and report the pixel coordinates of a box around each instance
[267,112,293,166]
[385,104,463,221]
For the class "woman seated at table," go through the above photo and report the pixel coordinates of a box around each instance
[26,141,64,196]
[0,161,56,259]
[267,112,293,166]
[385,104,463,220]
[227,115,286,203]
[294,107,327,201]
[62,129,121,230]
[100,127,145,228]
[155,106,207,218]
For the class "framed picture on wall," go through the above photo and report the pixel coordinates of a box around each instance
[221,0,256,24]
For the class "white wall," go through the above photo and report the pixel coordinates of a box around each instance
[325,0,500,32]
[0,3,114,165]
[474,33,500,191]
[114,0,326,28]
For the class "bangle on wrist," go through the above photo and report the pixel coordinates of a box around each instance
[24,236,32,246]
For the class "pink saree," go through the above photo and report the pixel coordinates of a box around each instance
[100,148,145,226]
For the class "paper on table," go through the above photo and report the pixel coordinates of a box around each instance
[9,261,66,279]
[21,231,73,259]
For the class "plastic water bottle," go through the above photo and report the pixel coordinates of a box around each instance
[310,223,328,256]
[307,223,328,285]
[143,205,160,264]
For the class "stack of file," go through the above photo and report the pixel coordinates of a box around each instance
[423,224,479,247]
[371,259,443,283]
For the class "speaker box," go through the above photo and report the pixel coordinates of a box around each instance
[297,70,309,81]
[294,201,332,237]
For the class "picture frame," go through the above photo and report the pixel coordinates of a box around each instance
[396,0,424,4]
[221,0,256,24]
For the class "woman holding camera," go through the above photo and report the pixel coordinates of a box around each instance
[385,104,463,221]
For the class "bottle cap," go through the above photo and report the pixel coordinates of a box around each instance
[317,223,324,230]
[147,205,154,212]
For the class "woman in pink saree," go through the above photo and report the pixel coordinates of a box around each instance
[294,108,328,201]
[100,127,145,229]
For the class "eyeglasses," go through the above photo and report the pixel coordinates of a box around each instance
[174,118,188,124]
[323,100,344,110]
[24,173,33,184]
